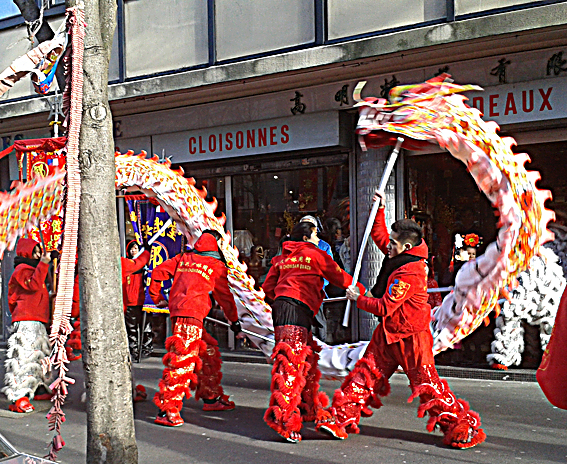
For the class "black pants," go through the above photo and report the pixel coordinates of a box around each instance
[125,306,153,359]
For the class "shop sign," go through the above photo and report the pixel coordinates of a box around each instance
[153,111,343,163]
[465,77,566,125]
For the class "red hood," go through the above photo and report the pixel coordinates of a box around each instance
[281,240,315,255]
[16,238,39,258]
[194,233,219,252]
[405,239,428,259]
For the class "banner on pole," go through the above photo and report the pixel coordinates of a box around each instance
[126,198,184,314]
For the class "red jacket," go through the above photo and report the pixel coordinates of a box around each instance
[8,238,50,323]
[263,241,365,315]
[122,241,149,307]
[149,233,238,323]
[537,287,567,409]
[357,208,430,344]
[121,250,150,311]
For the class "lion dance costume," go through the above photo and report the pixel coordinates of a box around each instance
[2,238,53,413]
[149,231,240,427]
[323,208,485,448]
[262,234,365,443]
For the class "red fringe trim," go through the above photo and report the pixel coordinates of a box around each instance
[264,340,310,435]
[194,336,224,400]
[165,334,200,356]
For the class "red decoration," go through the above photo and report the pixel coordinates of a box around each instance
[463,233,480,247]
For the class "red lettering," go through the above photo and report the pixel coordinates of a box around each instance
[281,125,289,144]
[504,92,517,115]
[219,133,223,152]
[225,132,233,150]
[198,136,206,154]
[539,87,553,111]
[258,128,267,146]
[270,126,277,145]
[189,137,197,155]
[208,134,216,152]
[489,94,499,117]
[522,90,534,113]
[246,129,255,148]
[472,97,484,115]
[236,131,244,149]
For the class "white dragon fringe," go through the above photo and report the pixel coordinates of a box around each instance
[487,246,566,368]
[2,321,52,402]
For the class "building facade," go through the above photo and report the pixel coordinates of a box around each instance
[1,1,567,364]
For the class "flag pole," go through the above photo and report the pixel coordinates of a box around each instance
[132,217,173,259]
[342,137,404,327]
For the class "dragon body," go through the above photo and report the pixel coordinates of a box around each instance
[0,75,557,381]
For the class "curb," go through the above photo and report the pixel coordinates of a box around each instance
[219,350,538,382]
[435,365,536,382]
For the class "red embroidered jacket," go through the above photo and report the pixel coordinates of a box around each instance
[122,241,149,307]
[8,238,50,323]
[357,208,431,344]
[263,240,365,315]
[149,233,238,323]
[121,250,150,311]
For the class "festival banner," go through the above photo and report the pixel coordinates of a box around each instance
[126,198,184,314]
[14,137,66,251]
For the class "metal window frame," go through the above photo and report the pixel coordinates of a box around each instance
[0,0,566,100]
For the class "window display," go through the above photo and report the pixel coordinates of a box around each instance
[232,163,350,280]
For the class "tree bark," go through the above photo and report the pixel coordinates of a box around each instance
[12,0,66,92]
[76,0,138,462]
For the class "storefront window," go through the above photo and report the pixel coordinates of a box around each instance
[405,153,496,286]
[194,177,227,221]
[232,163,350,271]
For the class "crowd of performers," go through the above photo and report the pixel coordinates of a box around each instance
[21,188,567,450]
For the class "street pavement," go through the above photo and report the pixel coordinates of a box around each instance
[0,353,566,464]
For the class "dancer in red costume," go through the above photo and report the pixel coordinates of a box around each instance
[262,222,365,443]
[322,191,486,449]
[2,238,53,413]
[149,230,241,427]
[123,240,152,360]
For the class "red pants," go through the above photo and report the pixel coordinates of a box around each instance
[330,328,485,447]
[264,325,329,438]
[154,317,225,413]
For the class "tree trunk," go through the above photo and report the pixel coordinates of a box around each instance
[76,0,138,462]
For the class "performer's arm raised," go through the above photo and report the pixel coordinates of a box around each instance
[122,249,150,276]
[370,191,389,255]
[15,255,50,293]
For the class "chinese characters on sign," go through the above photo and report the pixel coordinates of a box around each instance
[380,76,399,99]
[290,91,306,115]
[335,85,349,106]
[547,52,567,76]
[490,58,511,84]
